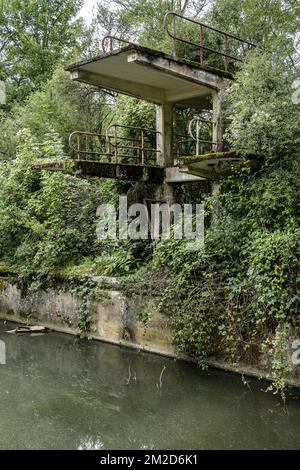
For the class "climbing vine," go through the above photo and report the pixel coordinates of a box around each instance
[72,277,97,338]
[125,50,300,395]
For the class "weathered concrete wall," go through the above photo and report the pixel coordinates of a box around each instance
[0,278,175,357]
[1,277,300,388]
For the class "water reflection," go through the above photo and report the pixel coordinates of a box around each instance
[78,436,104,450]
[0,320,299,450]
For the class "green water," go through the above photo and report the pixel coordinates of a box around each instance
[0,320,300,450]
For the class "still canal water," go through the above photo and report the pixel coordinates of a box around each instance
[0,320,299,450]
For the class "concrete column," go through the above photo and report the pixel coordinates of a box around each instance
[155,103,174,204]
[212,91,223,221]
[212,91,223,153]
[156,103,173,167]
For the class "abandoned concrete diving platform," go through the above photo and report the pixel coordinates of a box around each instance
[33,160,165,183]
[65,43,229,110]
[178,151,261,179]
[34,12,256,187]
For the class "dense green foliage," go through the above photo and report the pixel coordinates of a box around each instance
[126,45,300,392]
[0,67,109,160]
[0,0,83,103]
[0,0,299,390]
[0,130,102,276]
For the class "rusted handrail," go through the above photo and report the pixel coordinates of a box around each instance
[106,123,161,135]
[69,121,215,164]
[174,135,215,157]
[102,35,134,54]
[106,124,160,165]
[164,11,256,72]
[69,125,161,165]
[69,130,110,161]
[174,115,215,157]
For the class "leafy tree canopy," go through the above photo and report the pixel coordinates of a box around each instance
[0,0,83,103]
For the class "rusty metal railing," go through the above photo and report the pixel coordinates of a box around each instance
[174,135,215,158]
[174,116,215,157]
[69,131,108,160]
[164,11,256,72]
[102,35,134,54]
[106,124,160,165]
[174,134,215,157]
[69,125,161,165]
[100,14,256,72]
[69,120,215,164]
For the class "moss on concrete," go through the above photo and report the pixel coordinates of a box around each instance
[178,151,241,165]
[66,43,234,80]
[33,160,165,183]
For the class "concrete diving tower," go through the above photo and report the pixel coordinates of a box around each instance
[66,43,229,109]
[64,42,226,181]
[36,12,256,187]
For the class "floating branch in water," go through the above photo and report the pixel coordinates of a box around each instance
[157,365,167,392]
[6,325,47,335]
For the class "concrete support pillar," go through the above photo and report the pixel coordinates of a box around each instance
[212,91,223,221]
[156,103,173,167]
[211,180,220,226]
[156,103,174,204]
[212,91,223,153]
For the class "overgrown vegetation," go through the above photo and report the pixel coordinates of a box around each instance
[0,0,299,392]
